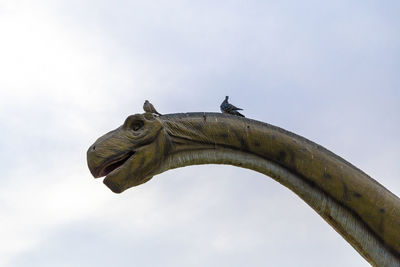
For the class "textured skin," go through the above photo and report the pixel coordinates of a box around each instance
[87,112,400,266]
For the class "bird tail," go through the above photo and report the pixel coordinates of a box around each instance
[234,111,245,117]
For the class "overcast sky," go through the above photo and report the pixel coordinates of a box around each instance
[1,0,399,266]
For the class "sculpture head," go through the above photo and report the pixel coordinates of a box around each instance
[87,113,166,193]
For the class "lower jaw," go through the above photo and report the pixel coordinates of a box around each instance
[103,176,124,193]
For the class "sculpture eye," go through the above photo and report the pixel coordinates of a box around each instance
[130,120,144,131]
[123,115,145,131]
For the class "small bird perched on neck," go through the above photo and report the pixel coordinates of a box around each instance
[143,100,162,116]
[220,96,245,117]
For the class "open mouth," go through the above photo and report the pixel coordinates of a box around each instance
[97,151,135,177]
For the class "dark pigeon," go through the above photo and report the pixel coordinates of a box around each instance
[220,96,245,117]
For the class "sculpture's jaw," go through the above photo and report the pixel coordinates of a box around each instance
[100,145,159,193]
[89,150,136,178]
[103,173,154,194]
[89,150,140,193]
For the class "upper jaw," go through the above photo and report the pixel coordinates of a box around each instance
[94,151,136,178]
[87,141,136,178]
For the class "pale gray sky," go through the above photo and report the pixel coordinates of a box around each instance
[1,0,399,266]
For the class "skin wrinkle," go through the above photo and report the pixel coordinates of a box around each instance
[87,112,400,266]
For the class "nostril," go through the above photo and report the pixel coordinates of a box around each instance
[92,145,96,150]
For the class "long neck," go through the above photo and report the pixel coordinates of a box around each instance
[158,112,400,266]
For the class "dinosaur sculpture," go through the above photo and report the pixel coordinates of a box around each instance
[87,112,400,266]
